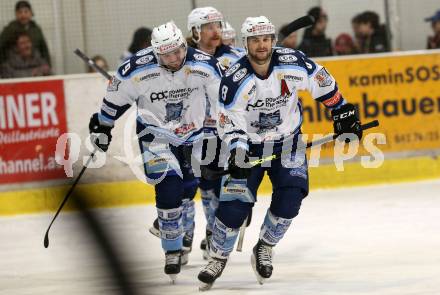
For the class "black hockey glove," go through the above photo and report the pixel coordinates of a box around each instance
[88,113,113,152]
[228,147,251,179]
[331,103,362,141]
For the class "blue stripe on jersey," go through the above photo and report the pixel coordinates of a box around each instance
[222,75,253,110]
[117,63,158,80]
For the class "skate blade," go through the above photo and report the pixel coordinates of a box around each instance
[148,226,160,238]
[168,274,177,284]
[199,282,213,291]
[251,253,265,285]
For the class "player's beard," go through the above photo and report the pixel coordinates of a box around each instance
[248,48,272,65]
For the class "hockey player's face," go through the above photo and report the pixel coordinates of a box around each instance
[159,46,186,71]
[247,35,273,64]
[200,22,222,48]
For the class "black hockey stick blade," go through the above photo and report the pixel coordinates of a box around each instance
[283,15,315,36]
[202,120,380,181]
[74,48,112,80]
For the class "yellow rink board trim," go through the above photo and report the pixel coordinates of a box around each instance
[1,156,439,215]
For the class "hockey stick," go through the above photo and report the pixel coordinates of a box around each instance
[203,120,380,181]
[44,148,98,248]
[74,48,112,80]
[44,49,114,248]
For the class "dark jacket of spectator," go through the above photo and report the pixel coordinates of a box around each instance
[1,32,51,78]
[0,19,50,65]
[358,24,390,53]
[298,27,333,57]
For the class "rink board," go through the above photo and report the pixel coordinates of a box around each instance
[1,50,440,215]
[1,155,439,215]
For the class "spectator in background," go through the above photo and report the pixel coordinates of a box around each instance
[278,23,298,49]
[0,1,51,65]
[425,10,440,49]
[298,6,333,57]
[120,27,152,62]
[87,55,109,73]
[1,31,51,78]
[334,33,357,55]
[354,11,390,53]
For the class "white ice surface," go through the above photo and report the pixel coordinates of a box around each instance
[1,180,440,295]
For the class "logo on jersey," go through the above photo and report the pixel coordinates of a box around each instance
[107,76,121,92]
[150,91,168,102]
[278,55,297,63]
[280,79,291,97]
[276,48,296,54]
[136,48,153,56]
[174,122,196,136]
[250,110,283,133]
[165,101,184,122]
[314,67,333,87]
[225,63,240,77]
[135,55,154,65]
[218,113,233,128]
[233,68,247,82]
[194,53,211,61]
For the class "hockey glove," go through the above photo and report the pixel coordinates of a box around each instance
[228,147,251,179]
[89,113,113,152]
[331,103,362,141]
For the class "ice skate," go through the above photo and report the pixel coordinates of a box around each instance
[251,240,274,284]
[164,250,181,283]
[198,257,227,291]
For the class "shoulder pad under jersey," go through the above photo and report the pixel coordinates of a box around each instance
[117,47,157,78]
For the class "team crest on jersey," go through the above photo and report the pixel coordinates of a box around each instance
[135,55,154,65]
[136,48,153,56]
[233,68,247,82]
[278,54,298,63]
[218,112,233,128]
[225,63,240,77]
[280,79,291,97]
[165,101,184,122]
[314,67,332,87]
[107,76,121,92]
[276,48,296,54]
[194,53,211,61]
[250,110,283,133]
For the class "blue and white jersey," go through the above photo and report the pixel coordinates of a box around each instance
[214,44,245,69]
[98,46,223,146]
[217,47,346,149]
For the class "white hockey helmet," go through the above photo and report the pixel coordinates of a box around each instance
[187,7,224,42]
[151,21,187,55]
[241,16,276,53]
[222,21,236,40]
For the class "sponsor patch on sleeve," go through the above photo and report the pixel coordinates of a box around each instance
[107,76,121,92]
[314,67,333,87]
[322,91,342,107]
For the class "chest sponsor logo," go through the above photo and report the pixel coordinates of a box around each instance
[135,55,154,65]
[194,53,211,61]
[276,48,296,54]
[225,63,240,77]
[136,48,153,56]
[150,87,199,102]
[278,54,298,63]
[233,68,247,82]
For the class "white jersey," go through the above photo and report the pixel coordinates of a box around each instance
[217,47,346,149]
[99,46,223,146]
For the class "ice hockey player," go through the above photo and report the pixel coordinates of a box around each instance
[197,16,362,290]
[149,6,244,261]
[222,22,237,47]
[88,21,223,282]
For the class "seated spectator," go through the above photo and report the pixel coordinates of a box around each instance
[355,11,390,53]
[120,27,152,62]
[425,10,440,49]
[0,1,51,65]
[278,23,298,49]
[298,6,333,57]
[87,55,109,73]
[1,31,51,78]
[334,33,357,55]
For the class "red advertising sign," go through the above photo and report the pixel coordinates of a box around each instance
[0,80,68,184]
